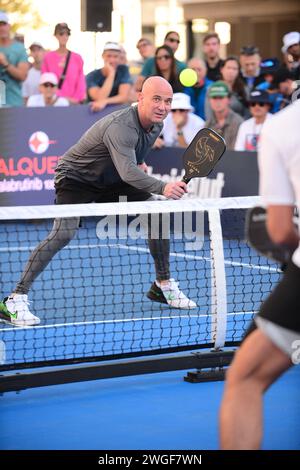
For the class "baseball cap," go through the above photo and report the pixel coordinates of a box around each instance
[281,31,300,53]
[0,11,9,23]
[40,72,58,86]
[103,41,122,52]
[248,89,270,104]
[208,81,230,98]
[260,58,280,75]
[54,22,71,35]
[171,93,193,111]
[29,41,43,50]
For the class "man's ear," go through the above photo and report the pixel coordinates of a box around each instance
[137,91,143,104]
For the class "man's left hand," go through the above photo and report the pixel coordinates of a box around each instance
[138,162,148,173]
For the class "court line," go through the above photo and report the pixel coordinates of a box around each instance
[107,243,279,272]
[0,242,279,273]
[0,310,256,332]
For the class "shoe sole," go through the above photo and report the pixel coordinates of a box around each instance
[147,291,197,309]
[0,315,40,328]
[168,303,198,310]
[146,291,169,305]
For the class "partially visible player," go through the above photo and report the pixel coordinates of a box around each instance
[220,99,300,449]
[0,76,197,327]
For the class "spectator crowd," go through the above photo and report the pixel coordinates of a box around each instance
[0,9,299,152]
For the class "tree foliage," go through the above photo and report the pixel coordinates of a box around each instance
[0,0,44,32]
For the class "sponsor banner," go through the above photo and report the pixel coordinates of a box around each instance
[0,106,258,206]
[0,105,123,206]
[147,148,258,199]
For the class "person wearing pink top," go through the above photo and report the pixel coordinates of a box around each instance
[42,23,86,104]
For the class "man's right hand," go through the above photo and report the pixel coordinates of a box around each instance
[102,61,116,77]
[163,182,187,199]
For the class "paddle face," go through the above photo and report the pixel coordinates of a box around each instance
[246,206,295,264]
[182,128,226,183]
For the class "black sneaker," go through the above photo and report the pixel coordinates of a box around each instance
[147,282,168,305]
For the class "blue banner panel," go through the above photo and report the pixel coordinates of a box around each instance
[0,105,123,206]
[147,148,259,198]
[0,105,259,206]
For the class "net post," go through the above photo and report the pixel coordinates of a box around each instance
[184,208,229,383]
[208,208,227,349]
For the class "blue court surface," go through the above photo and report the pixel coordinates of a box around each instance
[0,217,280,367]
[0,364,299,450]
[1,216,298,450]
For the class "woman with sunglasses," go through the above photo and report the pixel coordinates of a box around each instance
[41,23,86,104]
[27,72,69,107]
[135,31,186,92]
[153,45,183,93]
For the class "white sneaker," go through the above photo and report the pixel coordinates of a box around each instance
[149,279,197,309]
[0,294,40,327]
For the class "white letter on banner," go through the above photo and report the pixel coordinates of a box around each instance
[0,80,6,106]
[184,211,204,250]
[96,216,117,239]
[128,214,148,240]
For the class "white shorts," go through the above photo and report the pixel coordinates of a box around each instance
[255,316,300,363]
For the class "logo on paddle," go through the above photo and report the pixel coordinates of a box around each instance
[187,136,215,174]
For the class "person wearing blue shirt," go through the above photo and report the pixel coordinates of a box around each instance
[135,31,186,92]
[0,11,29,107]
[86,41,132,112]
[183,58,213,120]
[255,58,283,113]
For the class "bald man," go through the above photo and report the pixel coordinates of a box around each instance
[1,77,196,327]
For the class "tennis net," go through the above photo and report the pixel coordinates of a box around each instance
[0,196,281,372]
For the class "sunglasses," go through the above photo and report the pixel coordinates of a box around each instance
[42,83,56,88]
[156,55,171,60]
[171,109,188,113]
[167,38,180,43]
[58,31,70,36]
[210,96,227,99]
[249,102,266,107]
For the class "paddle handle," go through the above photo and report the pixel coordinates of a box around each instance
[181,174,190,184]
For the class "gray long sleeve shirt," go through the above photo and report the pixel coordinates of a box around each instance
[55,105,165,194]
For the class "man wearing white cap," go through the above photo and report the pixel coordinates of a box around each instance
[22,42,45,103]
[86,41,132,112]
[0,10,29,106]
[281,31,300,79]
[155,93,204,148]
[27,72,69,107]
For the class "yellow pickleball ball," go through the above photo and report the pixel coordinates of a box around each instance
[179,68,198,87]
